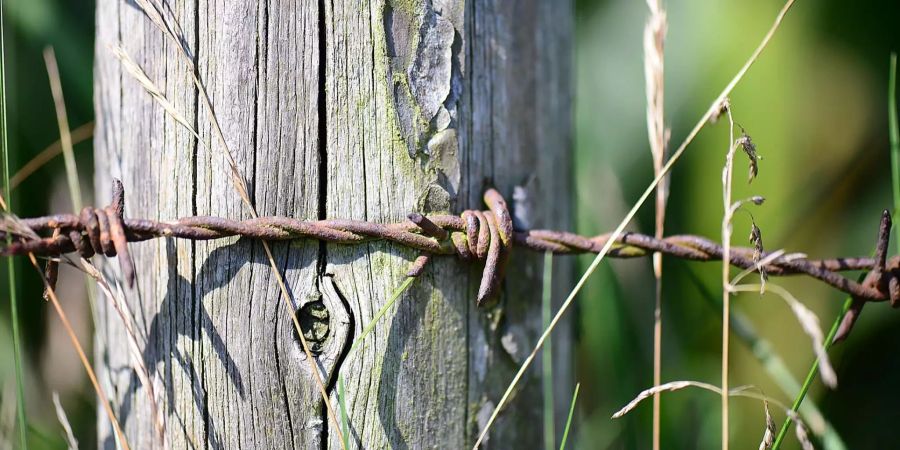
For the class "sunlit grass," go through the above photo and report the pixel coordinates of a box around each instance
[349,276,415,354]
[336,274,416,449]
[338,375,350,449]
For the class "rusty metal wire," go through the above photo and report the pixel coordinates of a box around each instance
[2,180,898,333]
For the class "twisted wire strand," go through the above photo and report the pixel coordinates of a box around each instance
[2,180,898,324]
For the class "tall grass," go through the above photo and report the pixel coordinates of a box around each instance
[338,375,350,449]
[542,252,555,450]
[558,383,580,450]
[472,3,797,446]
[890,52,899,238]
[772,53,900,449]
[642,1,668,445]
[720,103,738,450]
[0,1,28,447]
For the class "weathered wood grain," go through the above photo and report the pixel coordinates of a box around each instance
[94,0,572,448]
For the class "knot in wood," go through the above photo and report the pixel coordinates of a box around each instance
[297,298,331,355]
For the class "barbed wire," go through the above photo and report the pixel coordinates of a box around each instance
[1,180,896,338]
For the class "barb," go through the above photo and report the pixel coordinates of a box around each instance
[2,182,898,307]
[833,210,894,342]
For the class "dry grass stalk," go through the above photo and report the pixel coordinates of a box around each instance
[42,47,82,209]
[614,380,815,450]
[52,392,79,450]
[612,380,702,418]
[612,380,764,418]
[109,44,197,137]
[121,1,346,446]
[46,46,143,448]
[720,109,768,448]
[78,260,167,444]
[9,122,93,189]
[472,2,798,446]
[721,101,738,450]
[643,0,669,447]
[26,253,130,450]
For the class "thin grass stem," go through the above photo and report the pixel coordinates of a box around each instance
[0,2,27,446]
[643,1,668,445]
[542,252,555,450]
[43,45,103,378]
[9,122,93,190]
[338,375,350,449]
[889,53,899,251]
[558,383,579,450]
[43,47,82,211]
[771,298,851,449]
[721,107,738,450]
[349,276,415,355]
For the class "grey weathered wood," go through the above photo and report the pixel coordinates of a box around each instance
[94,0,572,448]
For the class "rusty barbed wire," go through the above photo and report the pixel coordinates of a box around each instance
[1,180,897,338]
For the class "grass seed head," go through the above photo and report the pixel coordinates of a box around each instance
[711,97,731,124]
[758,399,776,450]
[750,222,768,291]
[737,130,761,182]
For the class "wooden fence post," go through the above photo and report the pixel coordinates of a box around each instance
[94,0,572,447]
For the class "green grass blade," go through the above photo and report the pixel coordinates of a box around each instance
[348,276,414,355]
[338,375,350,449]
[338,275,416,447]
[889,53,899,253]
[558,382,579,450]
[771,298,851,449]
[542,252,555,450]
[0,1,28,447]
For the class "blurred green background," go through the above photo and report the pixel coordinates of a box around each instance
[0,0,897,448]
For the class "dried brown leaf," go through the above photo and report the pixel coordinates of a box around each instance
[612,380,724,418]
